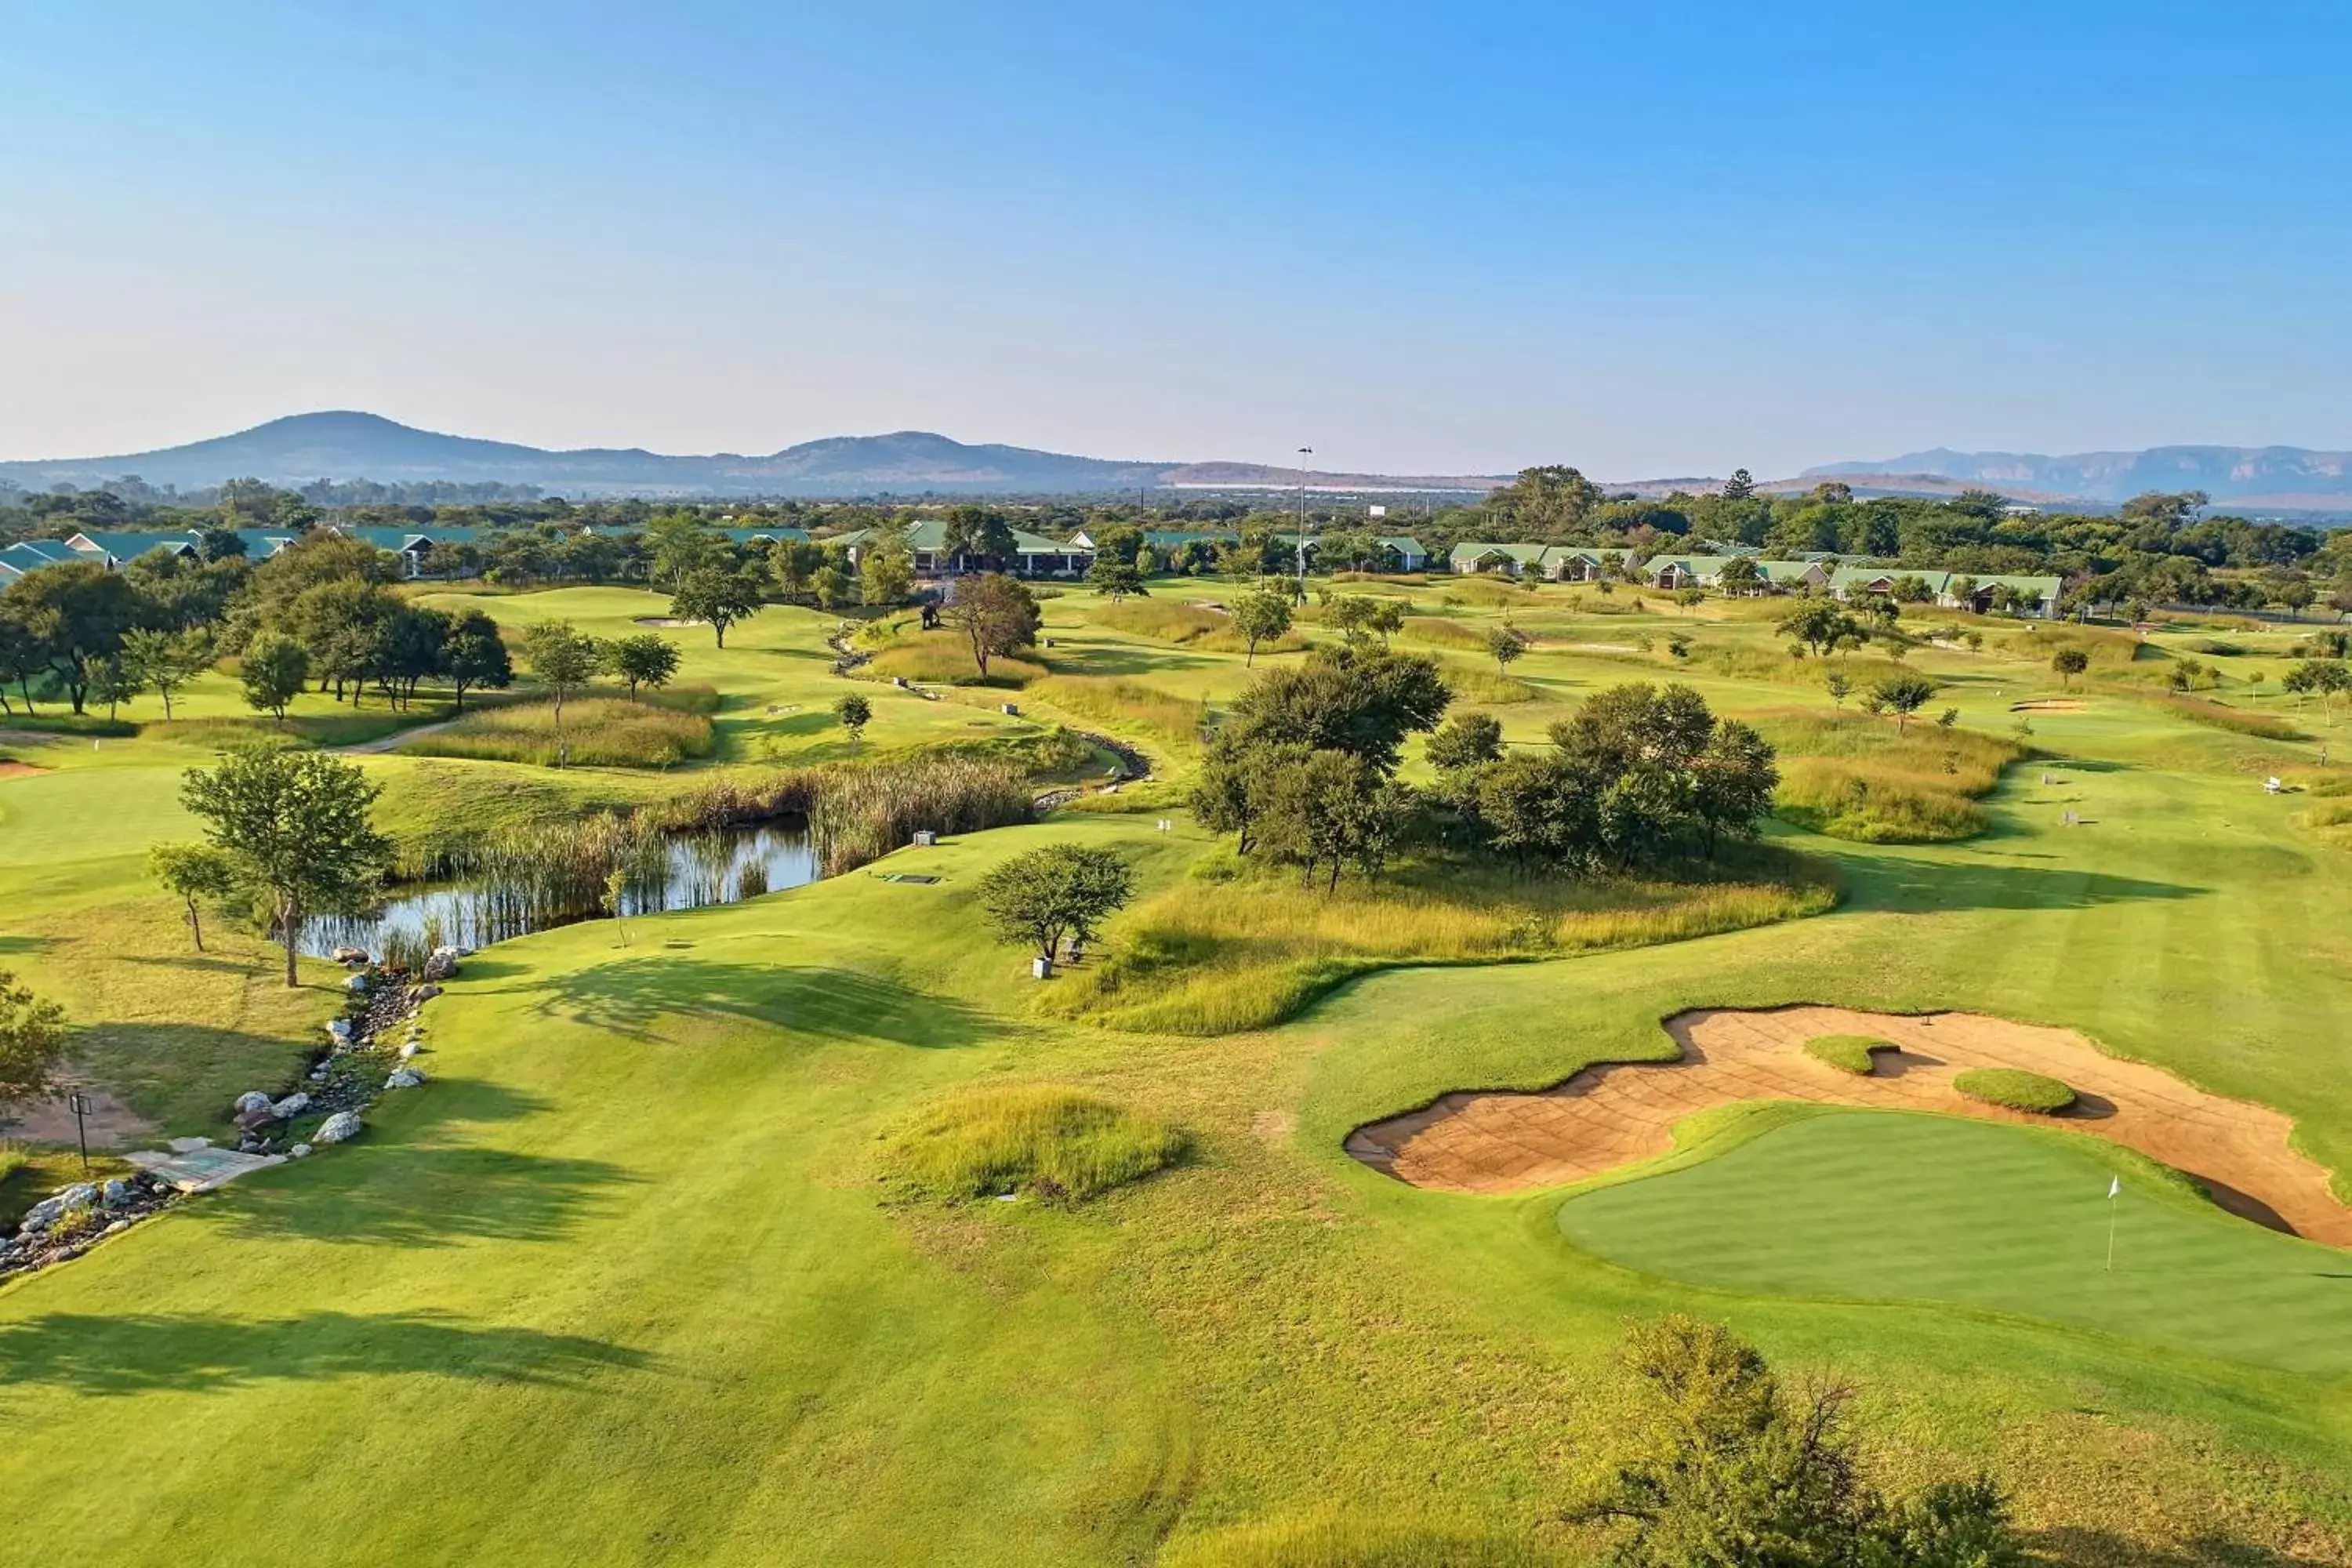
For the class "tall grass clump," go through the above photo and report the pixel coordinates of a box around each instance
[404,693,717,768]
[866,639,1046,687]
[807,753,1030,873]
[380,811,673,942]
[1396,615,1494,652]
[1091,599,1231,643]
[1443,668,1541,704]
[1759,711,2027,843]
[1047,854,1835,1036]
[885,1085,1185,1203]
[1029,674,1207,743]
[2143,693,2309,742]
[2008,621,2144,669]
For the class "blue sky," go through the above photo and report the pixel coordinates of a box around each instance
[3,1,2347,477]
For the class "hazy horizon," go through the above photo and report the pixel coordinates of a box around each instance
[5,3,2348,476]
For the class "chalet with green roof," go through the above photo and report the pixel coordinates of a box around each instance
[833,517,1091,578]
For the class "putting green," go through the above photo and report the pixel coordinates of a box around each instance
[1555,1110,2352,1374]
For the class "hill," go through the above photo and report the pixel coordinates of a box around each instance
[0,412,1508,499]
[1806,445,2352,508]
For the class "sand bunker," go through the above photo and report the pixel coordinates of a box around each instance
[1346,1005,2352,1244]
[0,760,46,779]
[2010,699,2087,712]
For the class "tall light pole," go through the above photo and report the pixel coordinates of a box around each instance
[1294,446,1313,600]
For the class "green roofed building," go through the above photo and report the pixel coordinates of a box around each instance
[833,517,1092,578]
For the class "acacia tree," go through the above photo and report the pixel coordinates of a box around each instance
[180,748,393,987]
[943,572,1040,677]
[605,633,682,701]
[2,561,136,713]
[441,608,512,711]
[976,844,1134,963]
[671,568,764,648]
[0,969,68,1113]
[520,619,600,728]
[149,841,238,951]
[240,632,310,721]
[2052,648,2089,688]
[1086,556,1147,603]
[1232,587,1293,666]
[1777,599,1867,659]
[122,626,213,721]
[1871,673,1940,733]
[1488,623,1530,676]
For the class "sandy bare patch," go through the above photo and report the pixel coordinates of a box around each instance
[2010,699,2087,712]
[0,1077,158,1150]
[0,760,46,779]
[1345,1005,2350,1244]
[1250,1109,1295,1143]
[633,616,696,628]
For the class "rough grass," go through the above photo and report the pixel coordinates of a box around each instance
[1434,577,1542,608]
[1396,615,1493,652]
[1954,1066,2077,1114]
[1443,668,1542,704]
[1759,711,2027,843]
[2143,693,2310,742]
[1160,1518,1578,1568]
[1090,599,1230,644]
[403,691,717,768]
[884,1084,1185,1203]
[1029,675,1207,744]
[866,638,1047,688]
[1805,1034,1895,1074]
[1046,854,1837,1036]
[2009,622,2145,669]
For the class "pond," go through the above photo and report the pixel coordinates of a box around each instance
[299,822,819,958]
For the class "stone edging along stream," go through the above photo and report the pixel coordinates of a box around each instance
[0,953,460,1287]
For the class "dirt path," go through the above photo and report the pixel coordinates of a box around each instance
[0,1077,158,1150]
[341,716,463,755]
[1345,1005,2352,1245]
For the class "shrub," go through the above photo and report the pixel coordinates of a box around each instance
[1160,1519,1573,1568]
[886,1085,1183,1203]
[402,694,716,768]
[1443,669,1541,704]
[1954,1067,2075,1113]
[1804,1034,1893,1074]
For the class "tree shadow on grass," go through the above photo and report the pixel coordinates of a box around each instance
[0,934,56,956]
[495,960,990,1047]
[206,1142,641,1248]
[2031,1526,2330,1566]
[1841,854,2206,914]
[0,1310,651,1397]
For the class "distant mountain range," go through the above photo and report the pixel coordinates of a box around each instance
[6,413,2348,511]
[1805,446,2352,510]
[0,412,1510,499]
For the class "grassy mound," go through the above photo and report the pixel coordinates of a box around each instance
[1804,1034,1894,1075]
[1441,669,1541,704]
[1762,711,2025,842]
[1954,1066,2076,1114]
[865,638,1047,687]
[2144,693,2309,741]
[1090,598,1229,643]
[886,1085,1184,1203]
[1049,855,1836,1036]
[404,691,717,768]
[1027,674,1206,744]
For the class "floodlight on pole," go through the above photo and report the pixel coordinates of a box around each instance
[1294,447,1313,597]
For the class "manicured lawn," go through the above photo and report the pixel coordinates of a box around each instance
[3,577,2351,1563]
[1555,1110,2352,1375]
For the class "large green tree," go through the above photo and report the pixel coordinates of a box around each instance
[0,561,138,713]
[943,572,1040,677]
[671,568,764,648]
[975,844,1134,963]
[0,970,67,1113]
[180,748,393,986]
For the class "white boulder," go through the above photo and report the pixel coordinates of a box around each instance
[234,1091,274,1116]
[289,1143,314,1160]
[314,1112,363,1145]
[385,1068,426,1090]
[270,1092,311,1119]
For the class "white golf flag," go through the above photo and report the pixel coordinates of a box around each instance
[2107,1176,2121,1199]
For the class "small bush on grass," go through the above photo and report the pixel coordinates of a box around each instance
[1954,1067,2076,1114]
[886,1085,1184,1203]
[1804,1035,1893,1074]
[403,693,717,768]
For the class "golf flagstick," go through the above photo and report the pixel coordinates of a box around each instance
[2117,1175,2136,1279]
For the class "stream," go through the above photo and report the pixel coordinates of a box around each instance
[299,822,819,957]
